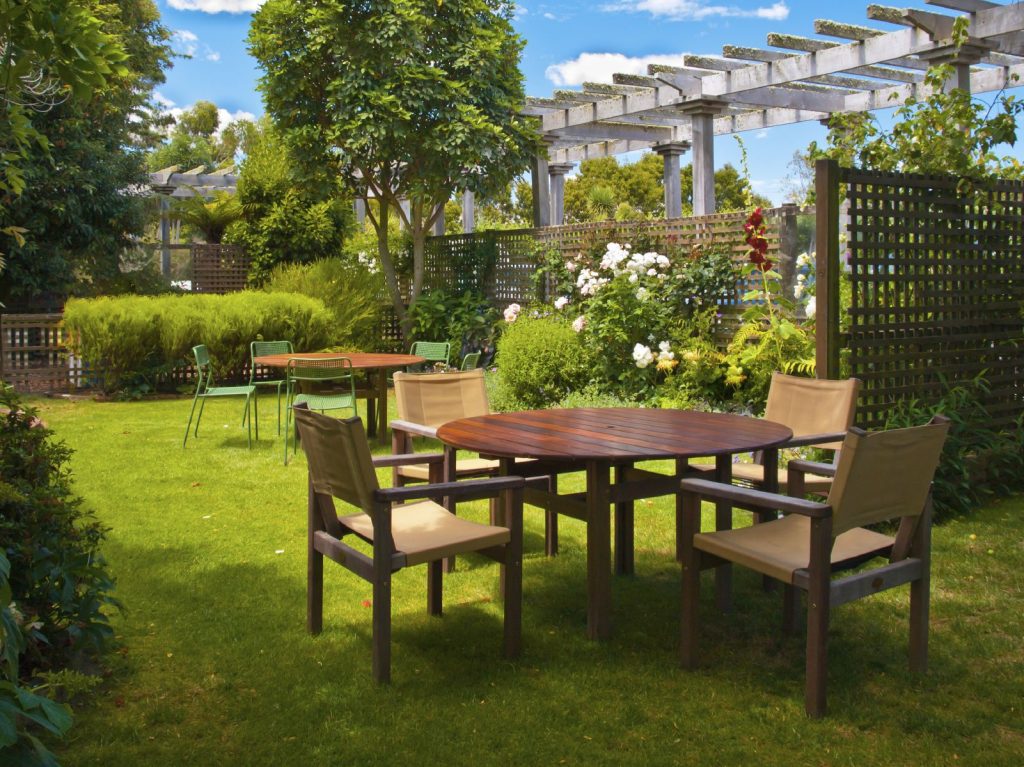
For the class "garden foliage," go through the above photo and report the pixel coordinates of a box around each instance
[264,258,383,352]
[492,316,590,411]
[407,291,501,364]
[63,292,334,393]
[0,385,113,765]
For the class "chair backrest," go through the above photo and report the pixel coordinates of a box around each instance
[192,344,213,389]
[460,351,481,371]
[827,417,949,537]
[293,407,379,513]
[251,339,293,361]
[287,356,355,385]
[393,368,489,428]
[410,341,451,365]
[763,373,860,451]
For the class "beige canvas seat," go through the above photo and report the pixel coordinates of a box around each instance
[692,373,860,493]
[293,405,524,683]
[391,369,559,558]
[678,416,949,717]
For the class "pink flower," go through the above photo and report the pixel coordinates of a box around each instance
[503,303,521,322]
[572,315,586,333]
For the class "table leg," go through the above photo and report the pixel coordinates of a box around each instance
[375,369,388,446]
[714,453,734,613]
[760,447,780,592]
[614,462,634,576]
[497,457,514,599]
[586,460,612,640]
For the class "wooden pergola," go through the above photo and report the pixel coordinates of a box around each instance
[523,0,1024,225]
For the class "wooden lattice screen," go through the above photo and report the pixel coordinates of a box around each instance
[0,313,82,393]
[191,244,250,294]
[819,162,1024,430]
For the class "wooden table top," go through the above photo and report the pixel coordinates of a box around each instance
[437,408,793,462]
[254,352,425,370]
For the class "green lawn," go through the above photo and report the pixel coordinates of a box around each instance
[28,395,1024,766]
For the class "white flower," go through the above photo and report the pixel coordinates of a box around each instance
[572,315,586,333]
[658,340,672,354]
[797,273,806,283]
[628,273,639,284]
[793,283,805,299]
[503,303,521,322]
[554,296,569,310]
[647,268,657,277]
[656,254,670,267]
[636,287,649,301]
[632,343,654,369]
[565,260,577,273]
[805,296,816,318]
[796,252,812,268]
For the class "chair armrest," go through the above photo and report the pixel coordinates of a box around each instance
[389,419,438,439]
[375,475,526,504]
[679,478,832,518]
[371,452,444,469]
[787,458,837,478]
[782,431,846,449]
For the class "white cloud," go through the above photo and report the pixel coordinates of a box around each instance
[167,0,263,12]
[216,108,257,136]
[601,1,789,22]
[171,29,198,57]
[205,49,221,62]
[755,130,768,139]
[546,52,690,87]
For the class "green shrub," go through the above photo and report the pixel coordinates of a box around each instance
[63,292,334,393]
[408,290,500,362]
[492,315,590,410]
[883,376,1024,519]
[265,258,383,351]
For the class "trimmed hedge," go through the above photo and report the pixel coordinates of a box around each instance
[63,292,334,393]
[492,316,590,410]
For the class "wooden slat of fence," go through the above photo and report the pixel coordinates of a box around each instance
[0,313,83,393]
[192,244,250,294]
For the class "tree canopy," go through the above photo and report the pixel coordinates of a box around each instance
[0,0,172,308]
[249,0,537,331]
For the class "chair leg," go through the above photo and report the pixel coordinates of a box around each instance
[909,498,932,674]
[183,393,202,447]
[194,398,208,438]
[805,519,832,718]
[427,560,443,616]
[307,544,323,636]
[782,585,801,635]
[503,488,523,659]
[276,382,283,435]
[244,395,252,449]
[545,474,559,557]
[372,572,392,683]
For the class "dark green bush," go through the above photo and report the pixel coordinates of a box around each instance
[63,292,335,393]
[407,290,500,363]
[883,376,1024,519]
[264,258,383,351]
[492,315,590,410]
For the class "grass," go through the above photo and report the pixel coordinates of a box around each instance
[24,394,1024,766]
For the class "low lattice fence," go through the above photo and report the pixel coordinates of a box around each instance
[191,244,249,294]
[0,314,83,393]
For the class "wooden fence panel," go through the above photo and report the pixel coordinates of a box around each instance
[0,314,82,393]
[836,166,1024,429]
[191,244,250,294]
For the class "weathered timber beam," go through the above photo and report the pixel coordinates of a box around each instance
[925,0,996,12]
[724,44,921,86]
[871,4,1023,63]
[769,31,931,71]
[548,121,674,143]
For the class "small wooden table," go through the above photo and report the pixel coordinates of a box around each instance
[253,352,425,444]
[437,408,793,640]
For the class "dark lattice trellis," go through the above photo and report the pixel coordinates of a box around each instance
[840,167,1024,429]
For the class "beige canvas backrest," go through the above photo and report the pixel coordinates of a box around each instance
[292,407,379,514]
[393,369,490,428]
[763,373,860,451]
[827,418,949,537]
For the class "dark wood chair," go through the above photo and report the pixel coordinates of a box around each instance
[678,416,949,717]
[292,405,524,683]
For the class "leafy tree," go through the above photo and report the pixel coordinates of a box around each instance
[0,0,173,308]
[224,118,354,284]
[147,100,241,172]
[174,191,240,244]
[250,0,537,335]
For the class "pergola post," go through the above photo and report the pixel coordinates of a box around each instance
[462,190,475,233]
[159,196,171,278]
[918,42,988,94]
[548,163,575,226]
[678,99,726,216]
[354,198,366,225]
[654,142,690,220]
[531,144,552,228]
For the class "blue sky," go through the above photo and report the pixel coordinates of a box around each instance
[155,0,1022,203]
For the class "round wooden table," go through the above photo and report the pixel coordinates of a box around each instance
[254,352,425,444]
[438,408,793,640]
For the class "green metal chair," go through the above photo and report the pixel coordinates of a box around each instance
[183,344,258,449]
[460,351,481,371]
[283,356,358,464]
[408,341,451,372]
[249,340,293,434]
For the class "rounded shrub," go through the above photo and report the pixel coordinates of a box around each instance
[492,315,590,410]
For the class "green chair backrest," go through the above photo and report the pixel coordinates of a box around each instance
[251,339,293,361]
[286,357,356,393]
[460,351,481,371]
[192,344,214,390]
[410,341,451,365]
